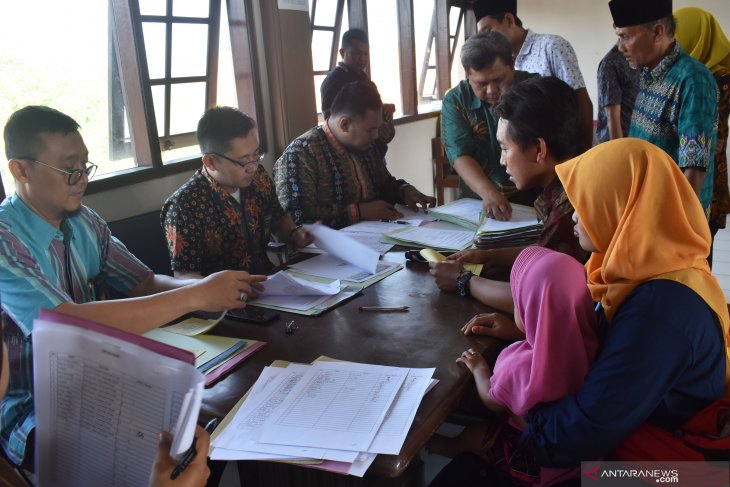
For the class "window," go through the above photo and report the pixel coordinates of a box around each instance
[309,0,348,116]
[0,0,261,193]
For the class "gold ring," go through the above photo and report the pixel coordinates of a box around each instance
[239,292,248,302]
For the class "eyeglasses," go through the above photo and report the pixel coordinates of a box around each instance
[209,151,263,171]
[21,158,98,185]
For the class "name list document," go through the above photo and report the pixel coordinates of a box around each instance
[33,313,203,487]
[256,361,409,452]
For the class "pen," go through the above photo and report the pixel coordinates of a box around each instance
[170,417,219,480]
[380,219,409,224]
[358,306,409,312]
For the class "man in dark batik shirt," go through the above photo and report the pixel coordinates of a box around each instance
[162,107,313,277]
[430,77,588,320]
[596,43,639,142]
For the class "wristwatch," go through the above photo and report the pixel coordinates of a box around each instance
[456,271,474,298]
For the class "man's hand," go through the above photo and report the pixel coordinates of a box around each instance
[290,227,314,248]
[402,186,436,213]
[482,190,512,221]
[429,261,464,292]
[358,200,403,221]
[461,313,524,342]
[150,426,210,487]
[190,271,267,312]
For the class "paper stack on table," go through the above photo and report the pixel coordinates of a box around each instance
[209,360,436,477]
[427,197,483,230]
[473,204,543,249]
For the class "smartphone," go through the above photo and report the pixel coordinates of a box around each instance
[226,307,280,325]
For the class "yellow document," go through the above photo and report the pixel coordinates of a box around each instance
[419,249,483,275]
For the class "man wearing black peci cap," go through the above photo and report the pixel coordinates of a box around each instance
[609,0,718,217]
[472,0,594,152]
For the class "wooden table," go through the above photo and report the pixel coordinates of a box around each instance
[201,252,504,485]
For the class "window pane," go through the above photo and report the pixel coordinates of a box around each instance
[151,84,167,136]
[450,9,466,94]
[217,3,238,110]
[143,22,167,79]
[171,23,209,78]
[173,0,209,18]
[415,0,436,107]
[0,0,135,191]
[313,0,338,26]
[311,30,334,72]
[139,0,167,16]
[366,0,402,115]
[170,83,206,135]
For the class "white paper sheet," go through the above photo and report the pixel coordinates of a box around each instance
[288,254,400,282]
[255,361,409,452]
[395,204,438,221]
[304,224,379,274]
[477,203,539,232]
[384,226,475,250]
[428,198,483,227]
[259,271,340,296]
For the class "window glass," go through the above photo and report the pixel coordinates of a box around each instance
[151,85,167,136]
[143,22,167,80]
[449,8,466,91]
[139,0,166,16]
[313,0,338,25]
[173,0,209,18]
[365,0,402,115]
[0,0,133,192]
[217,4,239,110]
[311,30,334,73]
[170,83,206,135]
[171,24,209,78]
[415,1,438,113]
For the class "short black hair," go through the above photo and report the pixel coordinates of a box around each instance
[643,15,676,36]
[493,76,580,161]
[484,12,523,28]
[197,106,257,154]
[341,28,369,49]
[329,80,382,119]
[4,106,80,160]
[460,30,513,73]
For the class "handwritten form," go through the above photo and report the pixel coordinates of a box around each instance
[33,319,203,487]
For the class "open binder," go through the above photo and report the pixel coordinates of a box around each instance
[33,309,204,487]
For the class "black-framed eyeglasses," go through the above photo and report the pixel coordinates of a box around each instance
[21,158,98,185]
[209,151,263,171]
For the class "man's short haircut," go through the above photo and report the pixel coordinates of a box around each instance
[460,30,514,73]
[644,15,676,36]
[485,12,523,28]
[197,106,257,154]
[341,28,369,49]
[329,80,382,119]
[493,76,581,161]
[4,106,80,160]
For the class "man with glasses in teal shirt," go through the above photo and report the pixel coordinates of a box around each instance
[162,107,312,278]
[0,105,265,470]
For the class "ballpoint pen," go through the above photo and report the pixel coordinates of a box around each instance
[358,306,410,312]
[380,219,409,224]
[170,417,219,480]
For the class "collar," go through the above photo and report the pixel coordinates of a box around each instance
[463,80,486,111]
[322,120,348,156]
[7,193,65,248]
[200,166,239,202]
[518,29,537,56]
[643,41,681,83]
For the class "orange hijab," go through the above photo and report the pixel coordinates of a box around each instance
[556,138,730,392]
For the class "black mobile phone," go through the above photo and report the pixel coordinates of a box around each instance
[226,307,280,325]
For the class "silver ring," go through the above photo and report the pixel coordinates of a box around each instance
[468,350,477,356]
[239,292,248,302]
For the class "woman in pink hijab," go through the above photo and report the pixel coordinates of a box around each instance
[430,246,598,486]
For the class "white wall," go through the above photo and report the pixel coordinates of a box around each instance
[387,117,439,197]
[518,0,730,118]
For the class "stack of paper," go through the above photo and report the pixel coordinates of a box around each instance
[473,204,544,249]
[210,360,436,478]
[427,198,483,230]
[381,225,475,251]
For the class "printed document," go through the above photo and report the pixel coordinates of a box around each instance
[304,223,379,274]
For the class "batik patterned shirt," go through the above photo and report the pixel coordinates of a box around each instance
[162,166,285,276]
[0,195,151,465]
[440,75,534,200]
[629,42,718,211]
[534,177,589,264]
[596,45,640,143]
[273,123,408,229]
[515,30,586,90]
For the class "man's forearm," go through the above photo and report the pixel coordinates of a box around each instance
[606,104,623,140]
[576,88,595,151]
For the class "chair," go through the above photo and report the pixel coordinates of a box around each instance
[432,137,460,206]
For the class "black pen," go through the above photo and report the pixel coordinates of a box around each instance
[380,219,409,224]
[170,417,219,480]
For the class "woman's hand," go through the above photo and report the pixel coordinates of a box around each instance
[462,313,525,342]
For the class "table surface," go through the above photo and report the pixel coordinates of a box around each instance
[201,252,504,478]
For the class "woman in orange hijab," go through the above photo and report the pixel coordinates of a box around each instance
[676,7,730,264]
[521,138,729,466]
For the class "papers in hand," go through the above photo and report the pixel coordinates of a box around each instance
[259,271,340,296]
[288,254,400,283]
[304,223,379,274]
[474,203,543,249]
[33,310,204,486]
[420,248,483,275]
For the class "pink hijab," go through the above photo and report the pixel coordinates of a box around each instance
[489,246,599,417]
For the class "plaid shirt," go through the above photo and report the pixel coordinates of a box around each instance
[0,194,150,465]
[162,166,285,276]
[535,177,589,264]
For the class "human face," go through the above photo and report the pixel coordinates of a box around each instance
[615,25,660,69]
[339,108,382,151]
[15,131,91,227]
[572,211,598,253]
[340,40,369,73]
[467,58,515,106]
[206,131,260,193]
[497,118,542,190]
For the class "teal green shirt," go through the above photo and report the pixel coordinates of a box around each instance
[629,42,718,211]
[440,74,533,200]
